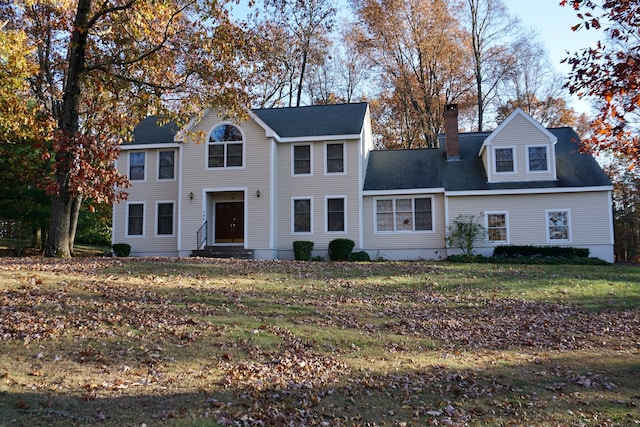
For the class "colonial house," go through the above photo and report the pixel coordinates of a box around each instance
[112,103,614,262]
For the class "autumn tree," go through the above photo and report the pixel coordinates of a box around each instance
[249,0,335,107]
[0,20,54,248]
[3,0,251,257]
[493,36,580,127]
[463,0,519,131]
[353,0,472,148]
[561,0,640,166]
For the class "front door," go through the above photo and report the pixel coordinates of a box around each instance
[215,202,244,243]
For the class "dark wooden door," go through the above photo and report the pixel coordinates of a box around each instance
[215,202,244,243]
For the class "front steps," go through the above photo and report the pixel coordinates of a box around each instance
[191,245,254,259]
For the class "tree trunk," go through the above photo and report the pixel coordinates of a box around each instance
[44,0,92,258]
[44,182,73,257]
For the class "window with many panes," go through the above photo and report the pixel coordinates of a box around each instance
[208,124,243,168]
[158,151,175,180]
[293,145,311,175]
[293,198,311,233]
[486,212,508,242]
[127,203,144,236]
[129,152,145,180]
[327,197,345,232]
[494,147,514,173]
[376,197,433,232]
[326,143,344,174]
[527,146,548,172]
[547,210,570,241]
[157,202,174,235]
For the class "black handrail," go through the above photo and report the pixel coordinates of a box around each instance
[196,220,207,249]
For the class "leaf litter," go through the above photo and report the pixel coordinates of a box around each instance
[1,257,639,426]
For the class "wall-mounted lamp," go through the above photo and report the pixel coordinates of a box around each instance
[256,190,261,198]
[189,192,194,200]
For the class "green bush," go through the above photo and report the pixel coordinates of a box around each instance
[328,238,355,261]
[493,245,589,258]
[349,251,370,262]
[111,243,131,257]
[293,240,314,261]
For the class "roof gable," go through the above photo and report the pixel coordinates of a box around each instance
[480,108,557,156]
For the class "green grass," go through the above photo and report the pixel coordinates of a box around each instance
[0,257,638,426]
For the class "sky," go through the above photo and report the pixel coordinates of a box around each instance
[505,1,602,114]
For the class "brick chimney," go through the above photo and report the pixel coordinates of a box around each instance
[444,104,460,161]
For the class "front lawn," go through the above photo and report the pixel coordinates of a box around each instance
[1,258,638,426]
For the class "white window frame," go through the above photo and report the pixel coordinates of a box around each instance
[128,151,146,181]
[324,142,346,175]
[292,197,313,235]
[157,150,176,181]
[526,145,549,173]
[155,201,175,237]
[205,122,245,170]
[485,211,509,244]
[374,196,435,233]
[291,144,312,176]
[546,209,571,243]
[493,146,516,175]
[126,201,145,237]
[325,195,347,234]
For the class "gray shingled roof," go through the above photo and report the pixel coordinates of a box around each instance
[129,103,368,145]
[128,116,179,145]
[252,102,368,138]
[363,127,611,192]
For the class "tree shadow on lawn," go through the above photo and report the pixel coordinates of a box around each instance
[2,351,638,426]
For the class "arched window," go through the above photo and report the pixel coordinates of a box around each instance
[207,124,244,168]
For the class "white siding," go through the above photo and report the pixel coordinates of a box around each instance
[362,193,447,260]
[112,148,179,255]
[179,111,272,252]
[484,114,556,183]
[276,138,362,254]
[446,191,613,260]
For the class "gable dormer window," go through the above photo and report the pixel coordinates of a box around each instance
[527,146,548,172]
[207,123,243,168]
[494,147,514,173]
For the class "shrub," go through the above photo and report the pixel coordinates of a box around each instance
[493,245,589,258]
[111,243,131,257]
[293,240,314,261]
[328,238,355,261]
[350,251,370,262]
[311,255,324,262]
[445,214,486,256]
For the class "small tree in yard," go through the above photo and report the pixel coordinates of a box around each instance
[445,214,486,256]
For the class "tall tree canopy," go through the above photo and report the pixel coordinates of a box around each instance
[2,0,252,257]
[352,0,472,148]
[561,0,640,166]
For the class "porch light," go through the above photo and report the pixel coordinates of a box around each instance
[256,190,261,198]
[189,192,194,200]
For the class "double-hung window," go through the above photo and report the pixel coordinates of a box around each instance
[293,198,312,233]
[129,152,145,181]
[527,146,548,172]
[494,147,514,173]
[158,151,175,180]
[127,203,144,236]
[326,143,344,174]
[486,212,508,243]
[375,197,433,232]
[208,124,243,168]
[157,202,174,236]
[327,197,345,232]
[547,210,570,242]
[293,145,311,175]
